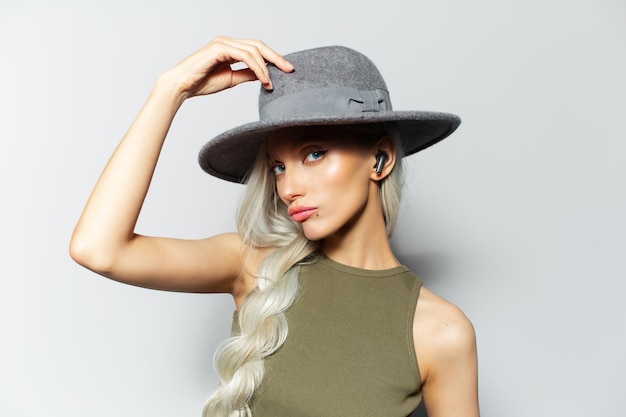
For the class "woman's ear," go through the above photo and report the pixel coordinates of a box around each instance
[370,135,397,181]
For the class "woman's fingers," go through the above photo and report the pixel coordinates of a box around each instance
[211,37,294,90]
[229,68,259,87]
[171,36,293,97]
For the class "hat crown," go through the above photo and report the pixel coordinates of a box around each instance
[259,46,390,113]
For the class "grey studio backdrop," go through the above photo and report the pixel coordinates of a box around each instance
[1,1,624,416]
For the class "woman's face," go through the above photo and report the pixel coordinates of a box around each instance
[266,126,382,242]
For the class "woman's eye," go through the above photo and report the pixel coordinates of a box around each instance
[270,164,286,175]
[305,150,327,162]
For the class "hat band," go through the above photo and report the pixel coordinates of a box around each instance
[259,87,392,120]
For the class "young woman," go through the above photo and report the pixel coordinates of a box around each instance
[70,36,479,417]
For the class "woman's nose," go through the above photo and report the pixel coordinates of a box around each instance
[279,168,305,203]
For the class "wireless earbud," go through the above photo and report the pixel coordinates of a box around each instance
[374,152,388,174]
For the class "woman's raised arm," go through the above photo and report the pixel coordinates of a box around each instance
[69,37,293,294]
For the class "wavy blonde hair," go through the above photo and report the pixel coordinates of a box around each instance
[203,124,404,416]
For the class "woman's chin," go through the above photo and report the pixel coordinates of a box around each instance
[303,232,324,242]
[301,225,329,242]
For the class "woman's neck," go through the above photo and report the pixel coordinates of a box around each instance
[321,211,399,270]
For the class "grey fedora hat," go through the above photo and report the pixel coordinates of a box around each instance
[199,45,460,183]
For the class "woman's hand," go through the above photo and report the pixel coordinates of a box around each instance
[161,36,294,100]
[70,36,290,293]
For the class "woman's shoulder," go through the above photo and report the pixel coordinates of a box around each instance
[413,286,477,382]
[415,287,475,335]
[412,287,480,414]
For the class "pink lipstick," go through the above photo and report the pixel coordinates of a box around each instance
[288,206,318,222]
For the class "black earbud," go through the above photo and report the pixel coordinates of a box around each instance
[374,152,388,174]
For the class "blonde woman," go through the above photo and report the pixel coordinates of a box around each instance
[70,36,479,417]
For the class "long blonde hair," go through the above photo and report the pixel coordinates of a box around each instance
[203,124,404,416]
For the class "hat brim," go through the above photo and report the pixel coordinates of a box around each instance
[199,110,460,183]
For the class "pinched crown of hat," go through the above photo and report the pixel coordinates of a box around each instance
[199,45,460,183]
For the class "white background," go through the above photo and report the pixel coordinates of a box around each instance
[1,1,625,416]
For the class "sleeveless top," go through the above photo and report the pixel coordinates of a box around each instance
[231,255,423,417]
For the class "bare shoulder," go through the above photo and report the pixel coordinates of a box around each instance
[414,287,476,353]
[413,286,479,416]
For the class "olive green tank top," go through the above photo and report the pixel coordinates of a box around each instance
[232,255,423,417]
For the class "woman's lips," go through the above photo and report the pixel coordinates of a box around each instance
[288,207,318,222]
